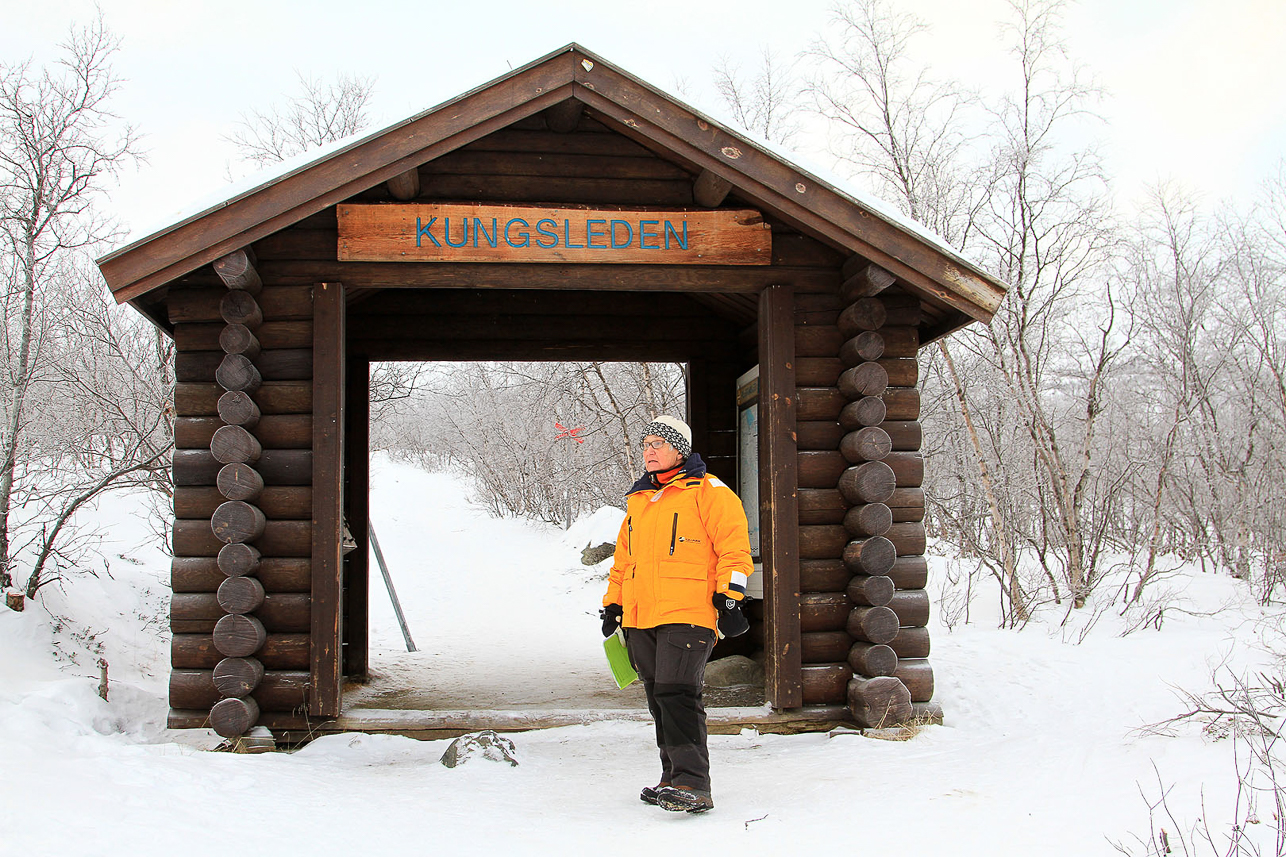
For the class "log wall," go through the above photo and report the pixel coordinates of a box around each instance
[168,276,315,736]
[794,274,936,725]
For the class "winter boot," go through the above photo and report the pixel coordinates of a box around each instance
[655,785,714,813]
[640,782,670,805]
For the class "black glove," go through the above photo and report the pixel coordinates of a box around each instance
[600,603,623,638]
[713,592,749,637]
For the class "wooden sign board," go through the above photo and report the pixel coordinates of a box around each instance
[337,203,771,265]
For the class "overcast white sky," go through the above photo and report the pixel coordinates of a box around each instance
[4,0,1284,243]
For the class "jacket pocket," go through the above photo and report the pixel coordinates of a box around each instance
[656,560,708,614]
[669,513,678,556]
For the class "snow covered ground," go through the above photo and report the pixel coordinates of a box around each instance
[2,455,1281,856]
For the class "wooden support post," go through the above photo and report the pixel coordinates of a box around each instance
[759,283,802,709]
[343,356,370,679]
[310,282,345,718]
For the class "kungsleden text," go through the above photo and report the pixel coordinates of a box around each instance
[415,216,689,251]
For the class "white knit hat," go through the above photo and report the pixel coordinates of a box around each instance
[641,415,692,458]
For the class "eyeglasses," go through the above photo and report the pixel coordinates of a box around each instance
[642,440,670,450]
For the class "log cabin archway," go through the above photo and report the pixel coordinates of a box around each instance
[97,44,1007,741]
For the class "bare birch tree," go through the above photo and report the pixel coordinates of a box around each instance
[712,47,804,146]
[0,17,140,594]
[807,0,989,246]
[225,71,376,168]
[372,361,685,527]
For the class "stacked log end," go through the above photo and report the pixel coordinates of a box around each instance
[797,262,935,728]
[182,251,274,740]
[168,264,318,735]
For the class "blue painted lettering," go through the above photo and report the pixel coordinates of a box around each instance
[505,218,531,248]
[534,219,559,248]
[416,216,441,248]
[610,220,634,249]
[664,220,689,250]
[443,217,469,248]
[639,220,660,249]
[586,219,607,249]
[563,219,584,249]
[474,217,498,248]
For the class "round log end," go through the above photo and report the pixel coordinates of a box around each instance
[844,536,897,576]
[838,461,897,506]
[217,390,261,427]
[211,424,263,466]
[213,613,266,658]
[211,500,266,545]
[847,676,913,728]
[846,573,895,607]
[837,298,889,337]
[217,462,265,502]
[212,657,266,698]
[846,605,900,645]
[843,503,893,538]
[210,696,261,739]
[840,426,892,463]
[217,575,266,615]
[217,542,262,577]
[215,353,262,394]
[839,396,888,431]
[218,323,261,358]
[848,642,898,677]
[838,362,890,400]
[840,330,885,365]
[220,290,262,328]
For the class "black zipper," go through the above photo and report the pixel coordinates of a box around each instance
[669,513,678,556]
[627,517,632,555]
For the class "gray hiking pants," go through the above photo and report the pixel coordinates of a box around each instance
[625,624,717,792]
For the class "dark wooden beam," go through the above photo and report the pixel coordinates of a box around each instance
[543,98,583,133]
[759,283,803,709]
[840,260,896,302]
[212,249,262,295]
[310,282,345,718]
[693,168,733,208]
[255,261,837,293]
[342,357,370,679]
[385,167,420,201]
[342,339,713,363]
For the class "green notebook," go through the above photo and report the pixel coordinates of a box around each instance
[603,629,638,688]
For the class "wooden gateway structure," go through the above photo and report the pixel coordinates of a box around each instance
[97,46,1006,741]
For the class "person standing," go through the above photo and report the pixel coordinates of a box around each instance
[600,416,752,814]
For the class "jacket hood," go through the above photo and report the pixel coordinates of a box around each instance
[626,452,708,496]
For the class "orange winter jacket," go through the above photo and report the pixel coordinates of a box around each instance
[603,454,753,631]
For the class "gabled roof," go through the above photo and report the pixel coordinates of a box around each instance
[98,44,1007,334]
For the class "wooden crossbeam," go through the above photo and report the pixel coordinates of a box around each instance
[693,168,733,208]
[386,167,420,201]
[840,259,896,302]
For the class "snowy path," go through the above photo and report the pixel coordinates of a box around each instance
[350,460,646,710]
